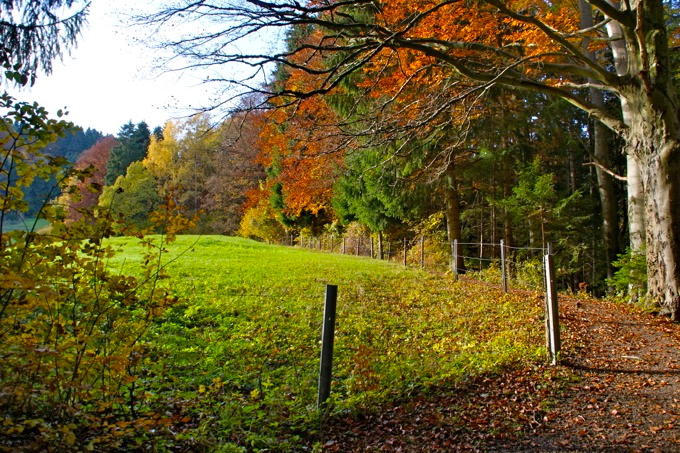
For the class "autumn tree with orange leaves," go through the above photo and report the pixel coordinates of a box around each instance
[248,28,347,235]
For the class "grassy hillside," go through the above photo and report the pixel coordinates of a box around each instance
[103,235,545,450]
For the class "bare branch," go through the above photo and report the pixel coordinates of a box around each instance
[583,160,627,181]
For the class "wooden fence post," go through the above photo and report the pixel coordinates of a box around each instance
[318,284,338,408]
[544,246,561,365]
[342,237,346,254]
[420,236,425,269]
[370,237,374,259]
[403,238,407,266]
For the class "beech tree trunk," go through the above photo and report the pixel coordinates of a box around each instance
[641,146,680,319]
[625,101,680,318]
[607,0,680,318]
[626,154,646,254]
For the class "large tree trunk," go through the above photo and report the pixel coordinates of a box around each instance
[620,12,680,316]
[642,151,680,320]
[605,4,646,257]
[625,103,680,319]
[608,0,680,317]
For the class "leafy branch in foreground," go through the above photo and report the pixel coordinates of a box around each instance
[0,88,196,449]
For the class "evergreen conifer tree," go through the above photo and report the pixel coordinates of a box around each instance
[105,121,151,185]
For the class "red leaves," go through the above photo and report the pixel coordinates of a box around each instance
[61,135,118,222]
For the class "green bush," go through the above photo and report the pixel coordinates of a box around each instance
[608,247,647,302]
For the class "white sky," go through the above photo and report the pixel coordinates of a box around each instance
[10,1,225,135]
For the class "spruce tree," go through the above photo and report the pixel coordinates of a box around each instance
[105,121,151,185]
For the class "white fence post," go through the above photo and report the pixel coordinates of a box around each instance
[544,245,561,365]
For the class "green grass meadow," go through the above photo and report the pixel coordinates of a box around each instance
[106,235,546,450]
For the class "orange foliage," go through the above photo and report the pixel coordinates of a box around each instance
[366,0,581,94]
[257,34,347,217]
[254,1,586,220]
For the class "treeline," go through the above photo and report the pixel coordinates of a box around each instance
[241,89,625,294]
[62,95,625,294]
[59,114,265,235]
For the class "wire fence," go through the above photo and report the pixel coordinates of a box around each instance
[277,234,552,293]
[284,234,562,363]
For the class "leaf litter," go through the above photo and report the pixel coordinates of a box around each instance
[315,295,680,451]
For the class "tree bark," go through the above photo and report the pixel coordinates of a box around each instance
[641,145,680,319]
[623,91,680,318]
[580,0,620,282]
[593,120,620,282]
[626,153,646,253]
[615,0,680,317]
[443,165,465,273]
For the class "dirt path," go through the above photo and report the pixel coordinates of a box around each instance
[506,296,680,451]
[320,296,680,451]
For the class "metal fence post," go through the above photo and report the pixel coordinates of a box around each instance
[453,239,459,280]
[501,239,507,293]
[544,246,560,365]
[318,284,338,408]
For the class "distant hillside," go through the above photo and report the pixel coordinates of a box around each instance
[20,126,104,218]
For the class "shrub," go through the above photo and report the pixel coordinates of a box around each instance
[608,247,647,303]
[0,95,192,449]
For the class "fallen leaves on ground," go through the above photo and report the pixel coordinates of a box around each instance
[315,295,680,451]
